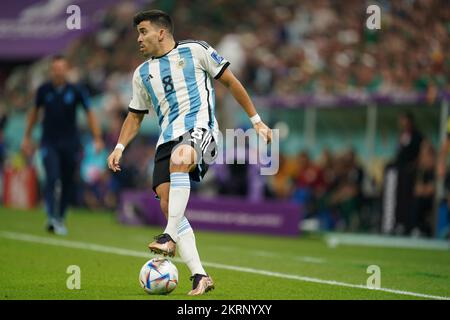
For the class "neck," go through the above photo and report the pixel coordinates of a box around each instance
[153,38,176,58]
[52,79,66,87]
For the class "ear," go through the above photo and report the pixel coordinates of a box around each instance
[158,29,165,42]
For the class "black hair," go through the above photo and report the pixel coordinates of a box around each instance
[133,10,174,34]
[51,54,66,62]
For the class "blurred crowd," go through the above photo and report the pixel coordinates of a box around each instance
[0,0,449,236]
[265,148,371,232]
[263,111,447,237]
[1,0,449,114]
[166,0,449,97]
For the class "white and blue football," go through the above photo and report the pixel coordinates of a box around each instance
[139,258,178,295]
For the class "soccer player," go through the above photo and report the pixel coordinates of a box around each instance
[22,55,104,235]
[107,10,272,295]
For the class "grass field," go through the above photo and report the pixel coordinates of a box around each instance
[0,206,449,300]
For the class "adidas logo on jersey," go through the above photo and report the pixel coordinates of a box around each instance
[177,58,185,69]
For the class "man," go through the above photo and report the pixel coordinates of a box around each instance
[107,10,272,295]
[393,111,423,235]
[395,112,423,167]
[22,55,104,235]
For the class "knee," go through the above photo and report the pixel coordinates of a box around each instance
[170,144,197,173]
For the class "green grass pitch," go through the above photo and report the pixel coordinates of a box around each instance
[0,207,449,300]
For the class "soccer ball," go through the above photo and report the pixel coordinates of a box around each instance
[139,258,178,295]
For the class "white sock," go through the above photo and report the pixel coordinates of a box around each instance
[177,216,193,238]
[177,217,206,276]
[164,172,190,242]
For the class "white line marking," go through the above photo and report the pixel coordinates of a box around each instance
[1,231,449,300]
[250,250,278,258]
[325,234,450,250]
[293,256,326,264]
[214,245,326,264]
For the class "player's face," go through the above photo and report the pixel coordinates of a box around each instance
[136,21,162,58]
[50,59,68,85]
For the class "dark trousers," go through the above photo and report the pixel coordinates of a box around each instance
[41,143,78,222]
[395,164,416,234]
[411,197,433,237]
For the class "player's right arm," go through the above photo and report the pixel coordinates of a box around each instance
[107,112,144,172]
[21,86,44,157]
[107,68,151,172]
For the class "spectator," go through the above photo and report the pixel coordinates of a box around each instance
[3,0,448,111]
[329,149,364,231]
[292,151,325,218]
[266,154,296,200]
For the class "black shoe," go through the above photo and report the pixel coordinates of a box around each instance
[154,233,176,244]
[190,274,206,289]
[188,274,214,295]
[148,233,177,257]
[46,223,55,234]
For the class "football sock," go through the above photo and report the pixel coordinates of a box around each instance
[177,225,207,276]
[177,216,192,237]
[164,172,191,242]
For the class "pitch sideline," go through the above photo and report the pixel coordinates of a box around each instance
[0,230,449,300]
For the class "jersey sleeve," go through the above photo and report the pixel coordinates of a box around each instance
[129,69,151,114]
[197,42,230,79]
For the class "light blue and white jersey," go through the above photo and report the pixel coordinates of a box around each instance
[129,40,230,148]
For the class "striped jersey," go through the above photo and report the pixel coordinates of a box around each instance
[129,40,230,148]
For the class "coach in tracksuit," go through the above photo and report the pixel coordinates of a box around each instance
[22,55,104,235]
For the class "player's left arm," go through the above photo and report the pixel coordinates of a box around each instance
[86,110,104,153]
[217,68,272,143]
[77,85,104,153]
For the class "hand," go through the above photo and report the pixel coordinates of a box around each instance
[253,121,273,144]
[21,137,34,157]
[107,148,123,172]
[94,138,105,154]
